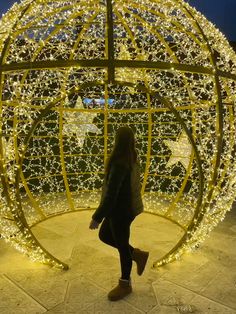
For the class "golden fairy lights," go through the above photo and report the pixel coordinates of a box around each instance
[0,0,235,269]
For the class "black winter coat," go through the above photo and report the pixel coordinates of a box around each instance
[92,161,144,223]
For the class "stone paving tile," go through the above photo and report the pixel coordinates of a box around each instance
[152,278,236,314]
[31,230,76,262]
[200,240,236,270]
[5,269,69,309]
[46,275,107,313]
[125,279,157,312]
[189,295,236,314]
[229,225,236,233]
[202,234,236,257]
[130,213,183,254]
[0,239,47,273]
[69,244,120,282]
[159,261,219,293]
[199,270,236,311]
[80,262,120,290]
[0,275,46,314]
[46,275,145,314]
[34,212,83,237]
[74,296,144,314]
[152,279,196,307]
[148,304,180,313]
[1,209,236,313]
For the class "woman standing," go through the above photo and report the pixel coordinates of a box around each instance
[89,126,149,301]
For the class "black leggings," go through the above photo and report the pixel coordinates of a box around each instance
[99,216,134,280]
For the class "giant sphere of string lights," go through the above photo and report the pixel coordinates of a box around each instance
[0,0,236,269]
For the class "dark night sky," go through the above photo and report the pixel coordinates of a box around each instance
[0,0,235,41]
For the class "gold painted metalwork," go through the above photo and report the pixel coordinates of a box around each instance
[0,0,236,269]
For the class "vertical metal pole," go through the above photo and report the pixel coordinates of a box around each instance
[106,0,115,82]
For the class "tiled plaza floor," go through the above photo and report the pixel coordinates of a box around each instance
[0,205,236,313]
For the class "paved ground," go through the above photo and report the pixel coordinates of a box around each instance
[0,205,236,314]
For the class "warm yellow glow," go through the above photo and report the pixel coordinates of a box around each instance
[0,0,235,269]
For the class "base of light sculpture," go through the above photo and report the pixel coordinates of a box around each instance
[31,209,184,268]
[15,192,187,269]
[1,207,236,313]
[0,0,235,272]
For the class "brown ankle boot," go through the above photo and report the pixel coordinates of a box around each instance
[132,248,149,275]
[108,278,132,301]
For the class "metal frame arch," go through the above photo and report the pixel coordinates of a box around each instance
[0,0,235,270]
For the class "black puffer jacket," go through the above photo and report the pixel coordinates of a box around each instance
[92,161,143,223]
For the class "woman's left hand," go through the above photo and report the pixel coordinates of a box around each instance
[89,219,100,229]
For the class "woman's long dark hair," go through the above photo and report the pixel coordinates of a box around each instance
[105,126,137,178]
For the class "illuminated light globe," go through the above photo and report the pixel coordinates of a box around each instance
[0,0,236,270]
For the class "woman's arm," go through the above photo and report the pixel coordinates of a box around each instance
[92,162,128,223]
